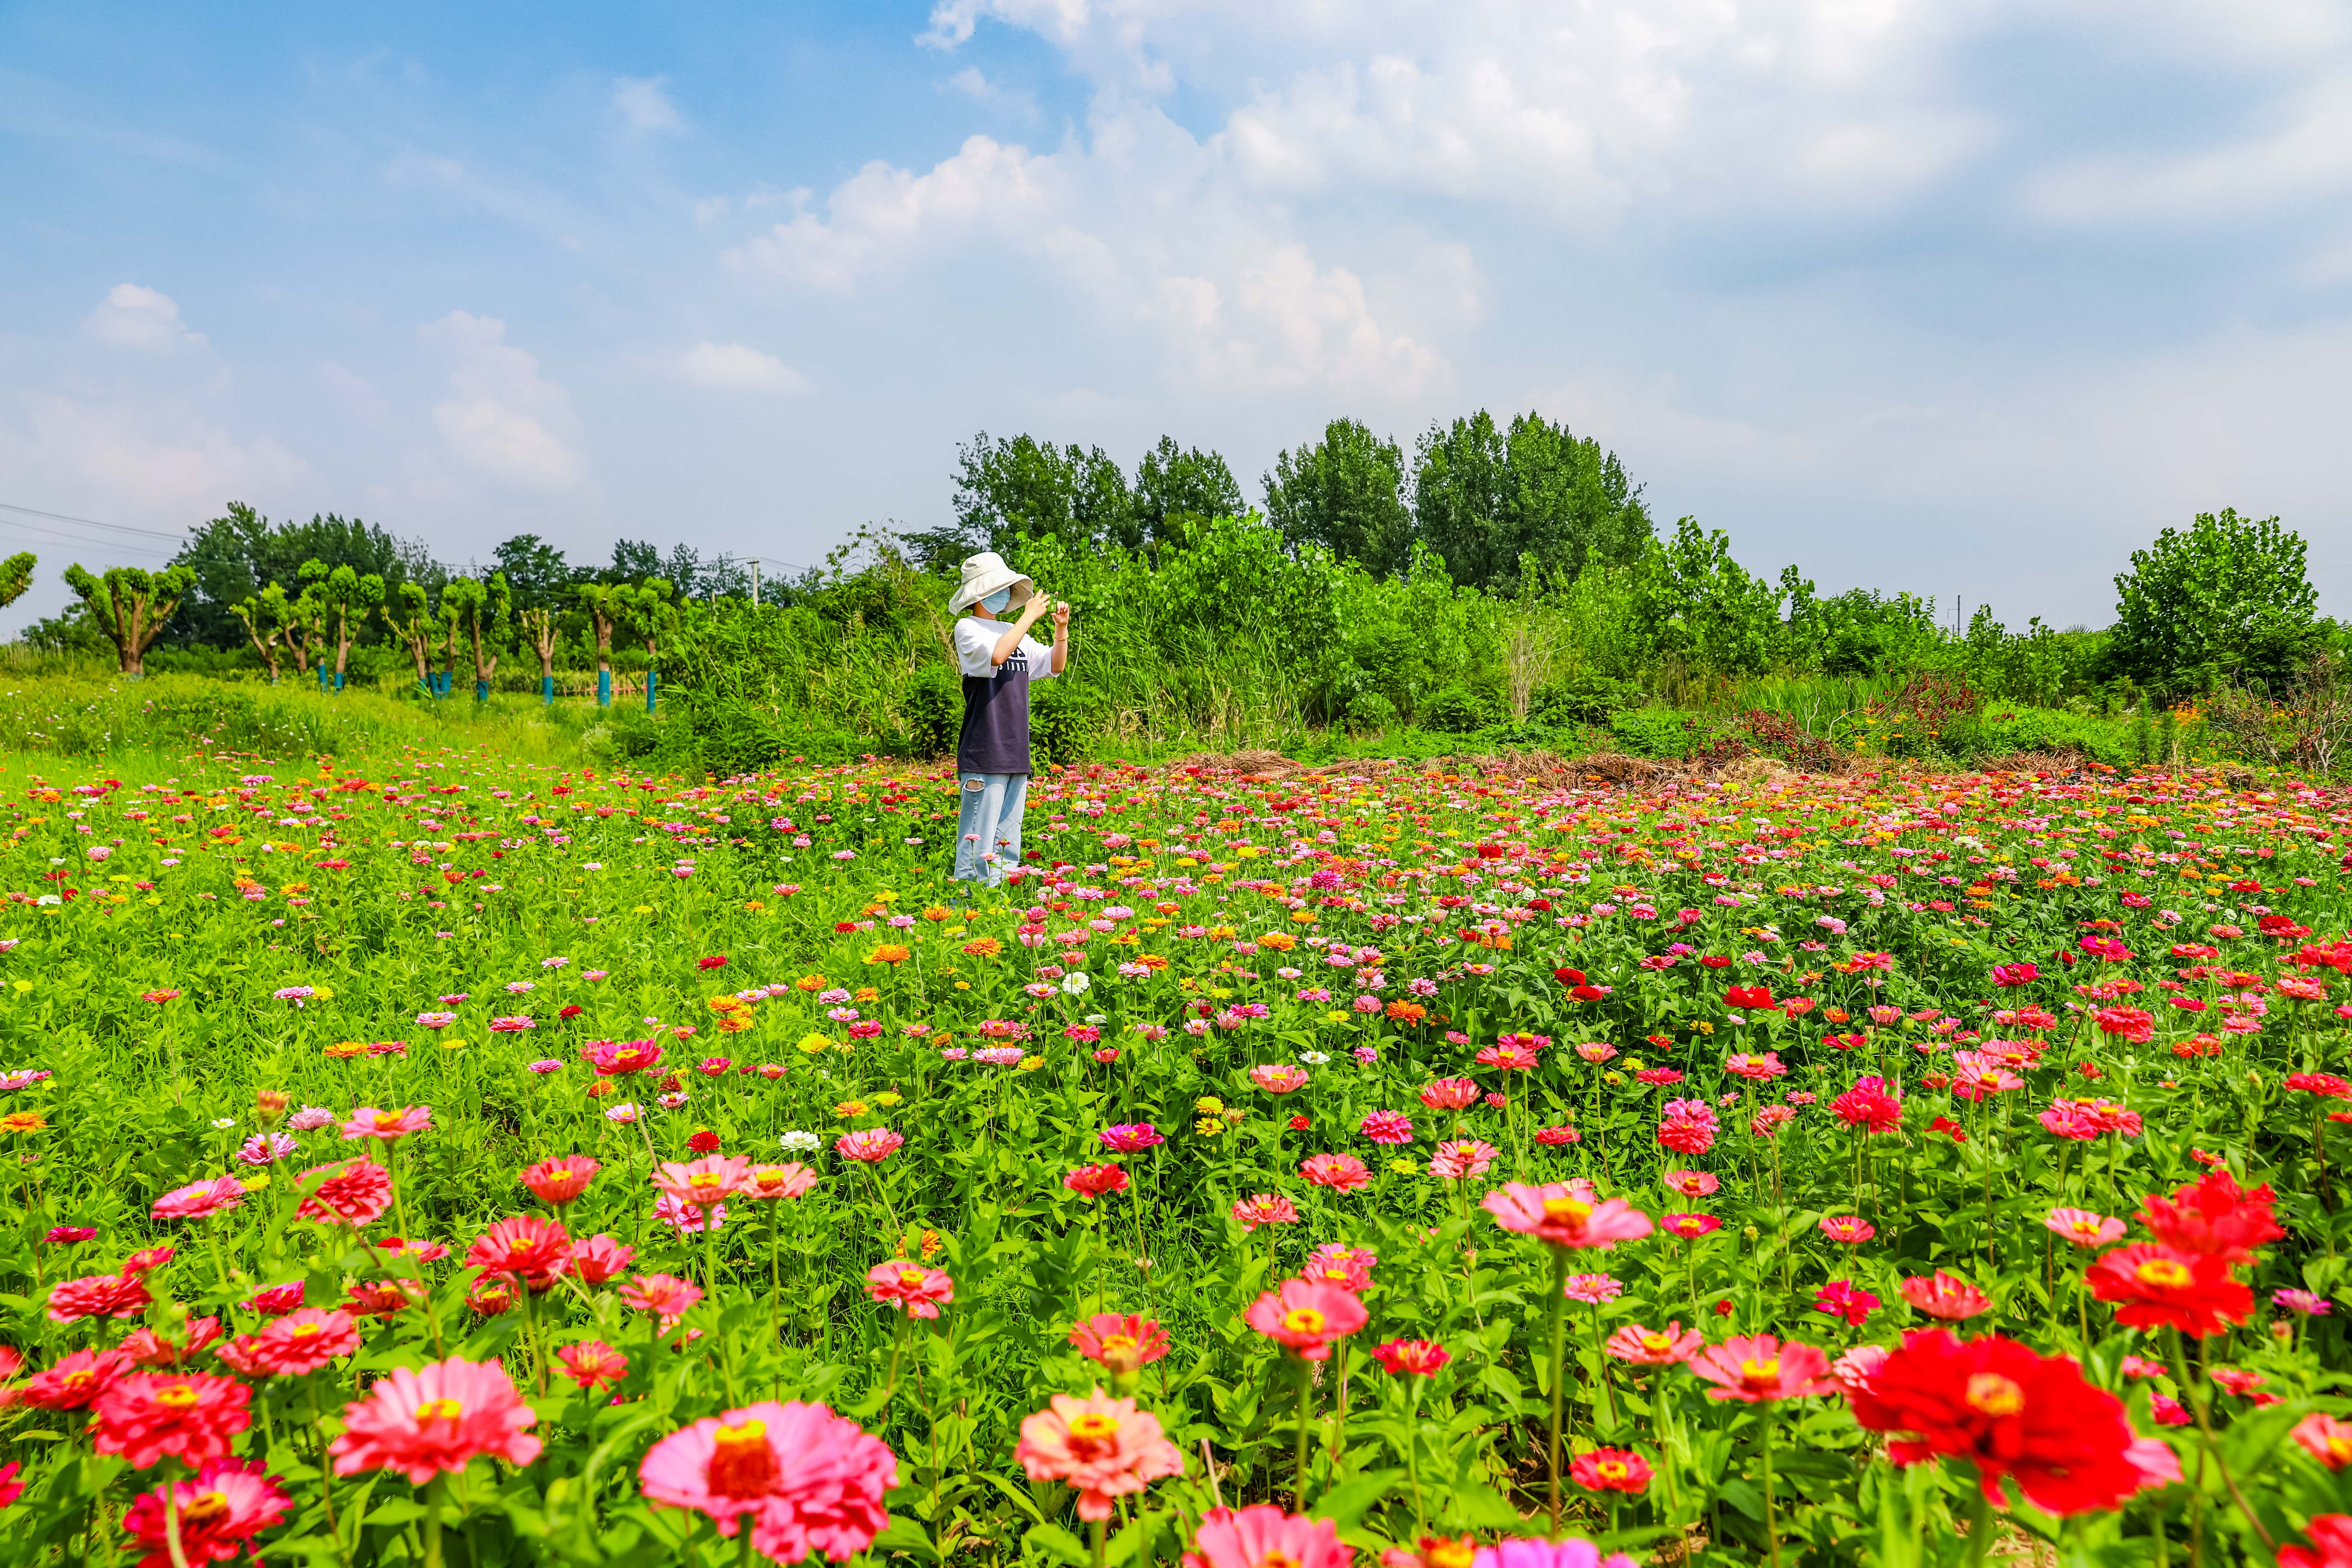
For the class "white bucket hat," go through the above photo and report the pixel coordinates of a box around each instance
[948,551,1035,614]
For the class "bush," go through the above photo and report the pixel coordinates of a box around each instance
[1530,674,1642,727]
[1419,684,1494,734]
[1031,679,1110,769]
[1608,708,1701,758]
[904,666,961,759]
[1344,691,1397,734]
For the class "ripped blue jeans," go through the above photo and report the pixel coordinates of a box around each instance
[952,771,1028,885]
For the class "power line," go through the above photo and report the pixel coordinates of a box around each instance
[0,515,180,561]
[0,499,189,544]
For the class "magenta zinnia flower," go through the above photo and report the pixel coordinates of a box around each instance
[151,1175,247,1221]
[340,1105,433,1142]
[638,1401,897,1561]
[1687,1334,1836,1402]
[834,1128,904,1164]
[330,1357,541,1483]
[1481,1181,1653,1249]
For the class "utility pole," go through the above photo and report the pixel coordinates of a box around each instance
[752,559,760,607]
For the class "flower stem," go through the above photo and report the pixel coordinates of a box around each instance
[1294,1356,1314,1510]
[159,1461,192,1568]
[1546,1245,1570,1534]
[1759,1413,1782,1568]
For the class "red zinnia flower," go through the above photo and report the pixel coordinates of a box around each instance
[556,1340,630,1392]
[294,1160,394,1227]
[2086,1244,2253,1337]
[121,1458,293,1568]
[2280,1516,2352,1568]
[1069,1312,1171,1375]
[91,1371,253,1469]
[237,1309,362,1377]
[1372,1338,1451,1376]
[519,1154,600,1206]
[637,1400,896,1563]
[1063,1163,1129,1199]
[463,1216,574,1293]
[46,1271,152,1325]
[1846,1329,2140,1516]
[1243,1279,1367,1361]
[2137,1169,2284,1265]
[18,1348,126,1410]
[1569,1447,1653,1493]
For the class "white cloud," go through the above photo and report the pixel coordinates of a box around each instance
[83,284,207,352]
[676,341,811,393]
[612,76,684,134]
[0,391,306,519]
[2024,72,2352,226]
[420,311,586,492]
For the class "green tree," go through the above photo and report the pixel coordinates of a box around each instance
[1262,419,1415,577]
[1628,518,1784,676]
[228,583,297,681]
[379,581,438,687]
[578,581,628,682]
[299,559,387,679]
[1412,411,1652,593]
[2108,508,2320,695]
[169,503,422,647]
[491,534,574,612]
[951,432,1139,553]
[619,577,678,662]
[0,551,34,607]
[1133,435,1244,545]
[442,574,512,690]
[62,563,197,675]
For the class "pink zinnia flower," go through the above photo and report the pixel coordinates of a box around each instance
[569,1234,636,1284]
[1300,1243,1377,1292]
[1243,1279,1368,1360]
[1569,1448,1652,1493]
[2045,1208,2126,1248]
[240,1308,362,1377]
[1724,1052,1786,1080]
[1814,1280,1880,1326]
[1604,1322,1703,1365]
[121,1459,292,1568]
[556,1340,630,1392]
[1661,1212,1722,1240]
[1830,1343,1891,1395]
[620,1273,705,1324]
[1069,1313,1171,1375]
[1358,1110,1415,1145]
[17,1348,125,1410]
[1688,1334,1836,1402]
[294,1160,393,1227]
[91,1371,253,1469]
[1099,1123,1164,1153]
[1899,1271,1991,1321]
[834,1128,905,1164]
[463,1216,574,1293]
[1470,1537,1638,1568]
[47,1271,152,1324]
[1182,1505,1352,1568]
[741,1163,819,1201]
[1562,1273,1623,1305]
[1249,1065,1310,1094]
[1301,1153,1372,1191]
[1663,1170,1719,1197]
[1427,1140,1499,1181]
[637,1401,896,1563]
[651,1155,754,1208]
[1481,1181,1653,1250]
[1656,1098,1718,1156]
[341,1105,433,1142]
[1419,1078,1480,1111]
[1819,1214,1876,1244]
[864,1261,954,1318]
[519,1155,600,1206]
[582,1039,665,1076]
[1016,1388,1185,1520]
[330,1357,541,1483]
[151,1174,247,1221]
[1231,1194,1300,1232]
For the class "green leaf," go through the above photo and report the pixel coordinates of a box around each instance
[873,1517,945,1562]
[1028,1522,1093,1566]
[1445,1479,1524,1531]
[1311,1469,1404,1531]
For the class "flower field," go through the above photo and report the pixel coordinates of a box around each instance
[2,747,2350,1568]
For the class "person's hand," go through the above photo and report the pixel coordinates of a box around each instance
[1015,591,1049,629]
[1051,600,1071,634]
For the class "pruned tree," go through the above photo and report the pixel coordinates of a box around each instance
[379,581,438,687]
[578,581,627,684]
[442,573,511,690]
[228,583,296,681]
[618,576,677,662]
[62,563,197,676]
[283,580,329,675]
[517,602,562,685]
[0,551,35,608]
[300,559,387,680]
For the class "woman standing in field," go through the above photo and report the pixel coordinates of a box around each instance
[948,551,1070,887]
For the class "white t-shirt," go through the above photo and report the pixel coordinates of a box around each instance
[953,618,1057,681]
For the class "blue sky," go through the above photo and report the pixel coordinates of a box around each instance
[5,0,2350,635]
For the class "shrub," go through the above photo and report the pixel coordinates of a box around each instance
[1031,679,1110,769]
[1530,674,1642,727]
[1419,684,1494,734]
[1608,708,1701,758]
[1343,691,1397,734]
[904,666,962,759]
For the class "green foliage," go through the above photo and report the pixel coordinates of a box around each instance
[1627,518,1785,677]
[169,502,426,649]
[1418,683,1497,734]
[1411,410,1653,593]
[2108,507,2321,696]
[0,550,35,607]
[904,665,962,759]
[1263,418,1416,577]
[1607,708,1702,758]
[63,561,199,674]
[1029,677,1108,769]
[1530,673,1643,727]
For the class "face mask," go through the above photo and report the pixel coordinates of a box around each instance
[980,588,1013,613]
